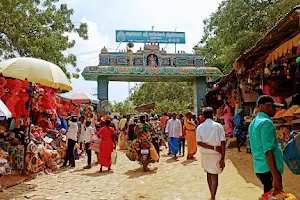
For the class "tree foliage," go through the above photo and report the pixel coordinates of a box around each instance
[199,0,299,73]
[108,100,135,116]
[129,82,194,115]
[0,0,88,78]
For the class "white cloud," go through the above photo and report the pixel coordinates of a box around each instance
[67,18,130,102]
[64,0,223,103]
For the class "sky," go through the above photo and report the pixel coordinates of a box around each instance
[64,0,223,102]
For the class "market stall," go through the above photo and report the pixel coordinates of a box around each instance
[0,58,73,179]
[233,5,300,149]
[206,6,300,152]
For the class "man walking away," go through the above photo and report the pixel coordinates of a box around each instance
[249,95,284,193]
[62,116,78,168]
[165,113,182,160]
[196,107,226,200]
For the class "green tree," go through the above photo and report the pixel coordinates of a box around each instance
[0,0,88,78]
[199,0,299,73]
[108,100,135,116]
[129,82,194,115]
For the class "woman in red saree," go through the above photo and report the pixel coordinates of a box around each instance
[96,119,116,172]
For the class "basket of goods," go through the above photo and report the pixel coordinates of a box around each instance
[282,105,299,122]
[294,107,300,118]
[260,190,298,200]
[273,109,287,123]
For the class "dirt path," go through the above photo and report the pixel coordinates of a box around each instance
[227,147,300,198]
[1,149,262,200]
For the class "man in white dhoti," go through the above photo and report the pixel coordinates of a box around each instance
[196,107,226,200]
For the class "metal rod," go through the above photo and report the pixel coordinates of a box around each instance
[115,42,122,52]
[164,27,177,50]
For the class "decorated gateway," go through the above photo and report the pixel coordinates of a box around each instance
[82,33,223,114]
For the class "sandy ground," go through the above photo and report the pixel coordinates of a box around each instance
[227,147,300,198]
[0,147,263,200]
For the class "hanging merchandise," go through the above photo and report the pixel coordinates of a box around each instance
[264,66,271,76]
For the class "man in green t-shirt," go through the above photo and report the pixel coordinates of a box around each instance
[249,95,284,193]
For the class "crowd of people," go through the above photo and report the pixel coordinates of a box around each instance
[59,95,288,200]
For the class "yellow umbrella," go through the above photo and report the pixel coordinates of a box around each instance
[0,57,72,91]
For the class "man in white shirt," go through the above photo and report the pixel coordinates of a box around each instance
[62,116,79,168]
[196,107,226,200]
[165,113,182,160]
[82,120,95,169]
[112,116,119,132]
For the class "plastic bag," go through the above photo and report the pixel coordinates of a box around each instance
[260,190,298,200]
[283,133,300,175]
[89,134,101,153]
[111,151,117,165]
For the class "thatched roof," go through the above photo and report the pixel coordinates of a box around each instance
[207,5,300,97]
[234,5,300,70]
[135,103,155,113]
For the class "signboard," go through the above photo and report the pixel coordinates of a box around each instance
[116,30,185,44]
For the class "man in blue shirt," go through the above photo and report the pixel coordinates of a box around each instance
[249,95,284,193]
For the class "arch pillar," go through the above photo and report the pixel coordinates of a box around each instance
[193,77,207,116]
[97,76,109,112]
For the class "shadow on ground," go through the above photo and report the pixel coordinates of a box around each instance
[181,159,197,166]
[81,170,114,177]
[0,183,38,199]
[125,167,158,179]
[227,147,300,198]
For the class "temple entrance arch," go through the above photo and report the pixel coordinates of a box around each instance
[82,29,223,114]
[82,45,223,115]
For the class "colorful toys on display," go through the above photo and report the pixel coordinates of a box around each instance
[0,76,97,177]
[0,149,10,175]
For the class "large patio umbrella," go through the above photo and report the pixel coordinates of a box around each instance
[0,57,72,91]
[57,90,99,104]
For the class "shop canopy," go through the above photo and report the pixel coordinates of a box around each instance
[0,57,72,91]
[57,90,99,104]
[135,103,155,114]
[207,5,300,96]
[234,5,300,72]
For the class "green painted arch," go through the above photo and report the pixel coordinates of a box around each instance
[81,66,223,82]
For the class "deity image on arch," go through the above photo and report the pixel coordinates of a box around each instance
[147,54,158,67]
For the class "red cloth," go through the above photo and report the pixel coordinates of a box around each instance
[160,116,168,128]
[199,117,206,124]
[97,127,115,168]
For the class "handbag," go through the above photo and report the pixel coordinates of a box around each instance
[111,151,117,165]
[89,134,101,153]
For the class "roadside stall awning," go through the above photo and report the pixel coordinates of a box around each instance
[0,57,72,91]
[57,90,99,104]
[234,5,300,73]
[135,103,155,113]
[207,6,300,97]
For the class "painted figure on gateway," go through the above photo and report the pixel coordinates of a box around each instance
[147,54,158,67]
